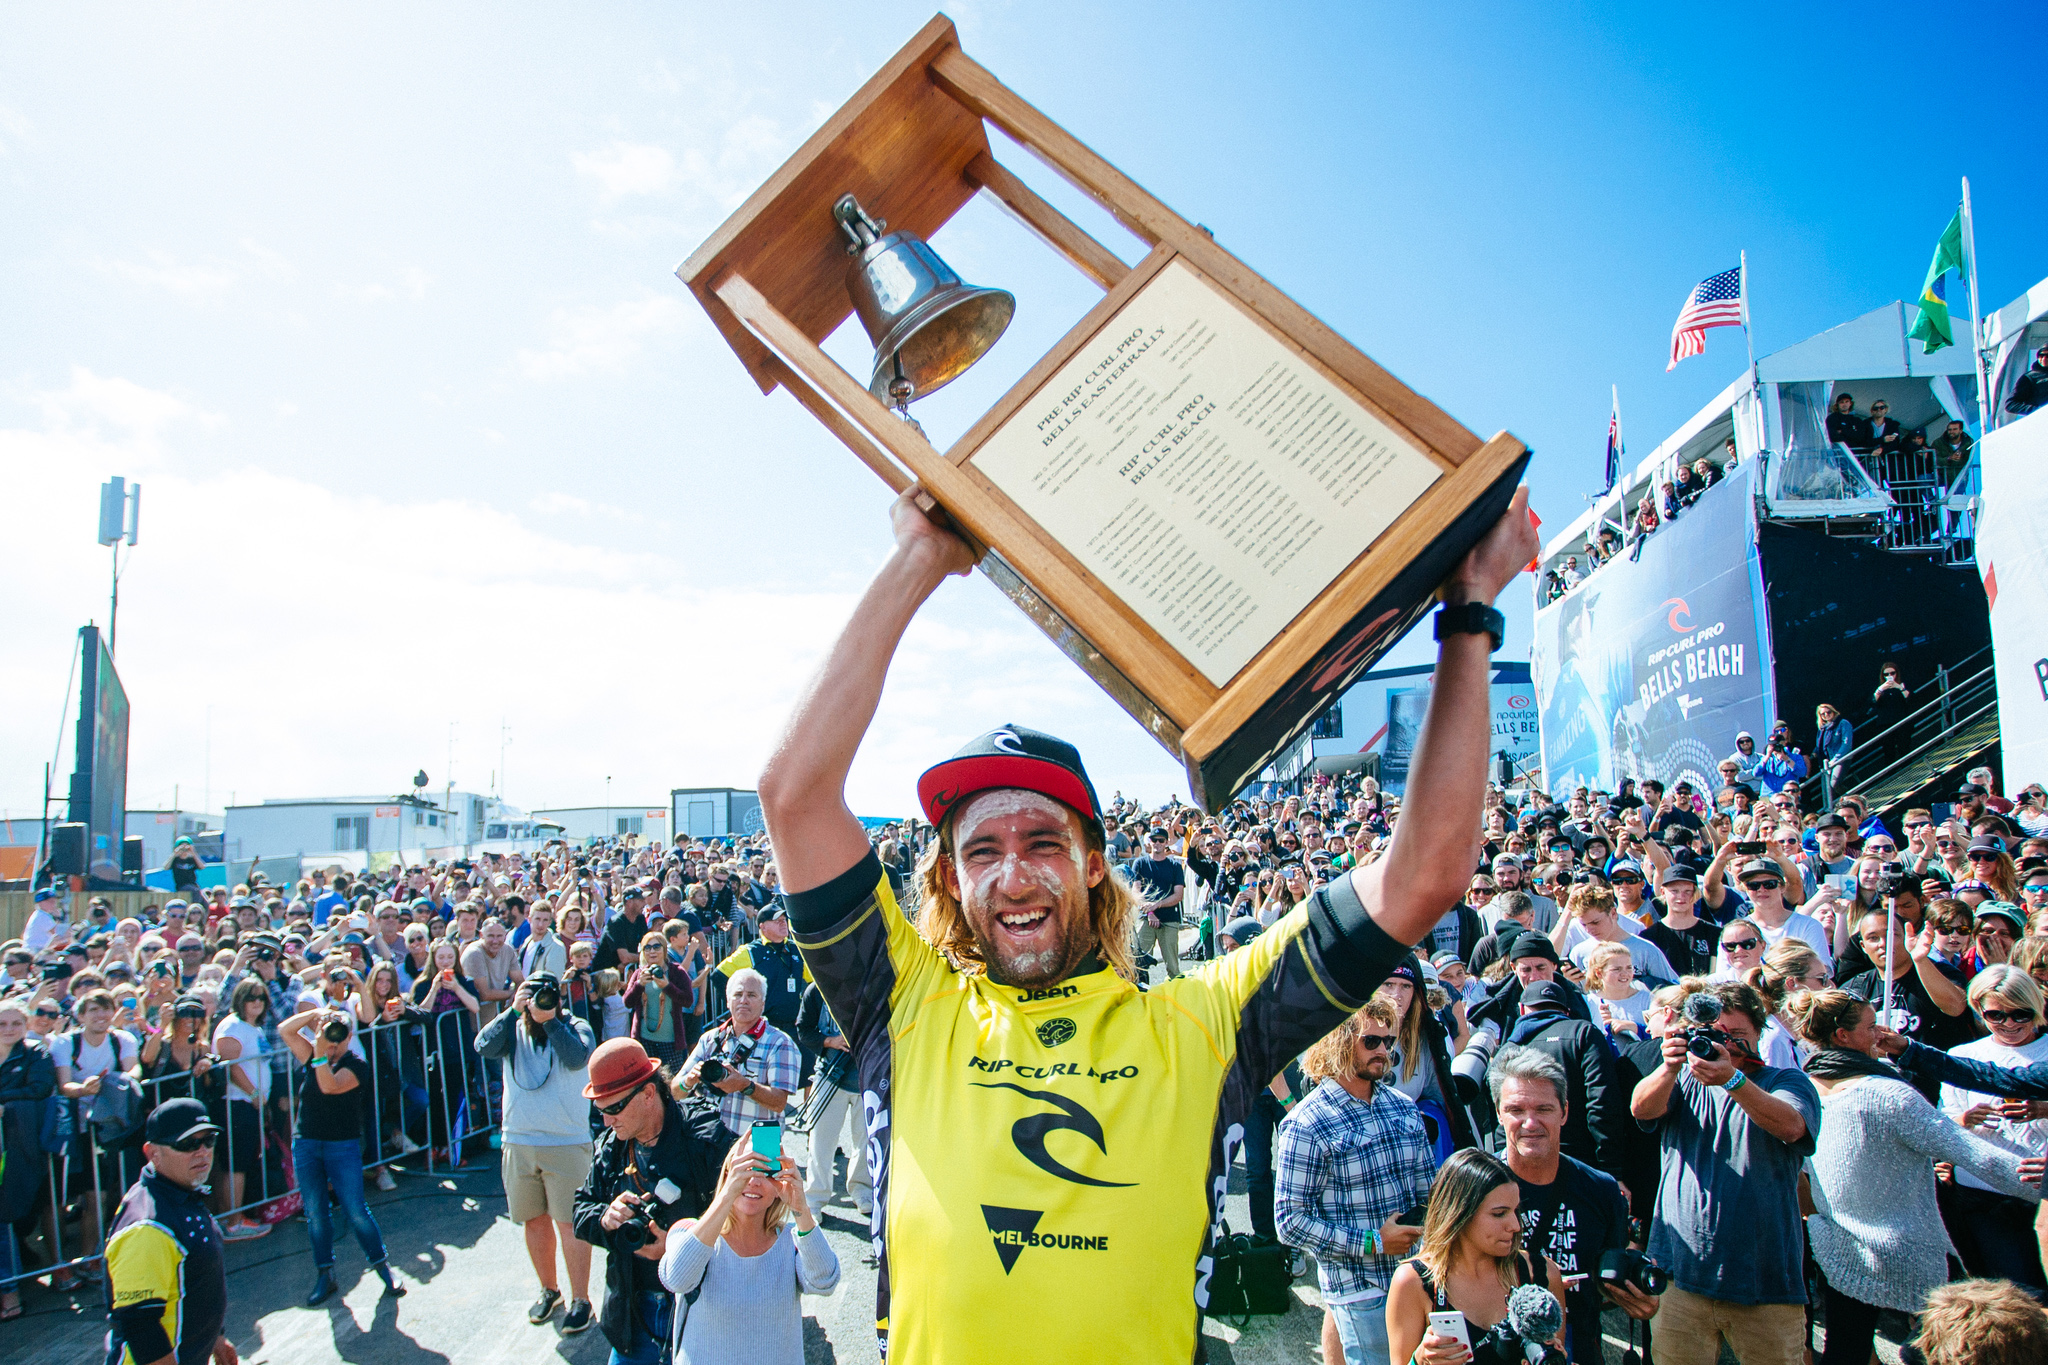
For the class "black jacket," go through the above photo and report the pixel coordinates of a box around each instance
[593,909,650,974]
[1826,409,1874,451]
[1509,1013,1624,1172]
[571,1093,730,1354]
[796,982,854,1091]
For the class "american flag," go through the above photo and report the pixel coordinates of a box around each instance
[1667,265,1745,370]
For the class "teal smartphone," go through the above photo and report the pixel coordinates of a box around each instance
[749,1121,782,1166]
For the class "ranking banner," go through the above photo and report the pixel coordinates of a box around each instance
[1533,470,1773,798]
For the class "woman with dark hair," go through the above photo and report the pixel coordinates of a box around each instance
[211,976,276,1240]
[1788,987,2034,1365]
[280,1002,406,1304]
[1386,1148,1566,1365]
[1374,958,1477,1158]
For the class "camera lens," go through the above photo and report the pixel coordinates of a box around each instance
[322,1018,352,1043]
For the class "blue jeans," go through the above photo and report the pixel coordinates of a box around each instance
[292,1137,388,1271]
[608,1290,674,1365]
[1330,1294,1393,1365]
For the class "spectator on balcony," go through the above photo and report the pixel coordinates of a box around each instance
[1560,555,1585,587]
[2003,344,2048,417]
[1727,731,1765,785]
[1934,419,1974,482]
[1828,392,1875,452]
[1672,463,1701,509]
[1633,496,1660,540]
[1865,400,1904,461]
[1659,480,1682,522]
[1694,456,1723,489]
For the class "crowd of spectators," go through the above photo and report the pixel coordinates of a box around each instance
[1543,438,1736,603]
[13,749,2048,1364]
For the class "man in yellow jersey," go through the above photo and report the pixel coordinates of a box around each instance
[757,486,1535,1364]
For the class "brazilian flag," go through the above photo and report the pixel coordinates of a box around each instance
[1906,210,1964,353]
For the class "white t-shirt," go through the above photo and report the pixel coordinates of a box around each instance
[213,1016,273,1104]
[1754,911,1833,970]
[24,908,65,954]
[1941,1033,2048,1195]
[1593,986,1656,1031]
[51,1028,139,1080]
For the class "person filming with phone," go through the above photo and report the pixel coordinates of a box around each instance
[676,968,799,1137]
[657,1134,841,1364]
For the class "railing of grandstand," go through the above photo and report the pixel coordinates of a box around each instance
[1766,440,1981,562]
[1803,645,1996,811]
[0,1011,502,1292]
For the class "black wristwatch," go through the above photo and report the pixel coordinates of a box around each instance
[1434,601,1505,652]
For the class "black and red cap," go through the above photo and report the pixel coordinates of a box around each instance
[916,724,1103,837]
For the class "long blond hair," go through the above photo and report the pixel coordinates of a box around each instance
[718,1135,790,1237]
[914,805,1138,981]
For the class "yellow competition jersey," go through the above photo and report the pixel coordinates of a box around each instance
[789,850,1409,1364]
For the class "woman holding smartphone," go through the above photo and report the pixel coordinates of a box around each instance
[1386,1149,1566,1365]
[408,941,481,1160]
[658,1138,840,1363]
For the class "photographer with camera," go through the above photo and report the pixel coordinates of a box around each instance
[1491,1045,1657,1365]
[1630,980,1818,1365]
[278,1002,406,1305]
[477,972,598,1333]
[573,1038,726,1365]
[678,968,799,1137]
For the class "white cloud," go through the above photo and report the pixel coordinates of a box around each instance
[573,141,679,200]
[515,295,685,380]
[92,240,293,301]
[0,370,1187,827]
[333,266,431,302]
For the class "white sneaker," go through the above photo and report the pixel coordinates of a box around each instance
[394,1134,423,1155]
[375,1167,397,1192]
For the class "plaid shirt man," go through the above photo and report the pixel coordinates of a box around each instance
[681,1017,801,1131]
[1274,1076,1435,1305]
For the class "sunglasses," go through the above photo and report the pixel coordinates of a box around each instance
[158,1131,217,1153]
[1742,879,1782,892]
[1468,886,1497,897]
[1721,937,1762,952]
[596,1085,647,1117]
[1611,876,1642,886]
[1355,1034,1395,1051]
[1980,1008,2033,1025]
[35,1009,62,1019]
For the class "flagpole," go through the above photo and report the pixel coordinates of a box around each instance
[1961,178,1989,433]
[1740,250,1763,454]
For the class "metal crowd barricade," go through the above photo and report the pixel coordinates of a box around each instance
[0,1009,506,1294]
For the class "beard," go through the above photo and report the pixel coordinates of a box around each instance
[963,893,1097,989]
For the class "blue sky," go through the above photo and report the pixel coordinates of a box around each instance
[3,1,2042,822]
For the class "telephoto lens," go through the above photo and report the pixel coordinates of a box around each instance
[322,1016,353,1044]
[528,973,562,1013]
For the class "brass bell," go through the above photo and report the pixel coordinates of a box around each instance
[835,194,1014,409]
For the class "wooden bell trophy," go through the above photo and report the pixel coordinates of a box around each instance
[677,14,1529,808]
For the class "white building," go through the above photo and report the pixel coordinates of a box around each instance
[531,805,671,843]
[671,788,763,841]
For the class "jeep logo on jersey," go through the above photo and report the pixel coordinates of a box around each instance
[1014,984,1078,1003]
[981,1205,1110,1274]
[1036,1017,1076,1047]
[971,1081,1136,1188]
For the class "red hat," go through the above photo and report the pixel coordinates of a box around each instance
[916,724,1102,834]
[582,1038,659,1103]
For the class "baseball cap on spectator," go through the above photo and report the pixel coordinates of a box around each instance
[1222,918,1263,947]
[1814,813,1850,832]
[582,1038,659,1104]
[145,1098,220,1146]
[1509,935,1559,964]
[1429,951,1462,973]
[623,886,646,901]
[1968,836,2006,857]
[177,934,205,950]
[172,995,208,1020]
[33,887,56,903]
[1958,782,1989,797]
[1952,879,1994,897]
[1522,981,1575,1012]
[164,898,189,912]
[1659,864,1698,887]
[1608,859,1644,882]
[916,724,1104,836]
[1976,903,2026,933]
[1736,858,1782,884]
[1146,828,1169,841]
[760,904,789,923]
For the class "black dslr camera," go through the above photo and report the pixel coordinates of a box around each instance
[1598,1247,1670,1296]
[1681,991,1728,1060]
[614,1177,684,1249]
[321,1013,353,1044]
[527,972,561,1013]
[1878,860,1907,896]
[698,1027,759,1087]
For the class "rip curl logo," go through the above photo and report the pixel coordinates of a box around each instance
[1663,598,1693,631]
[929,787,960,815]
[990,729,1027,755]
[971,1081,1135,1188]
[1036,1017,1076,1047]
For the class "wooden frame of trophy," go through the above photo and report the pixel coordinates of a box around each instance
[677,13,1530,808]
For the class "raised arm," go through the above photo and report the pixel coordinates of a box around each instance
[758,489,975,893]
[1349,489,1537,946]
